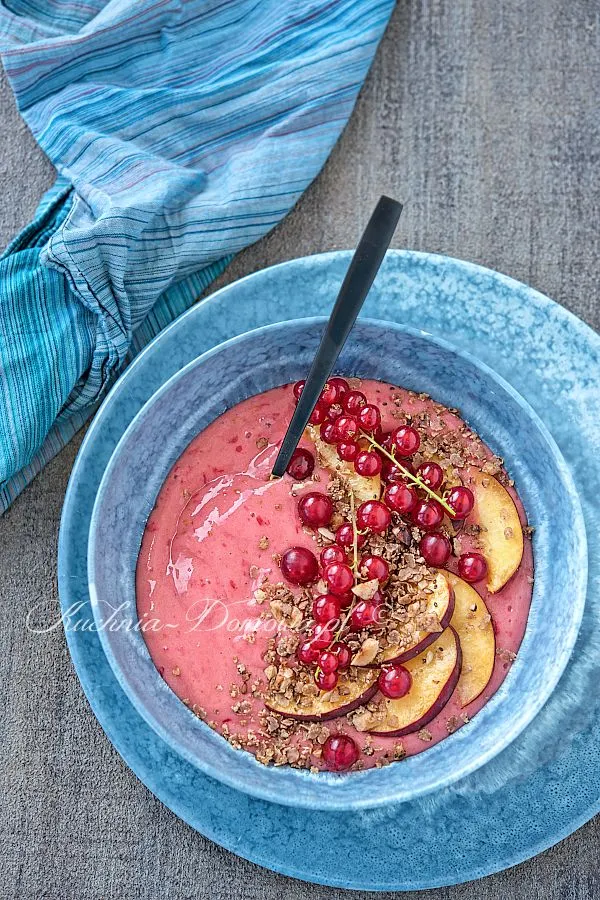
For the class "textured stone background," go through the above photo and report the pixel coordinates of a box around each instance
[1,1,599,898]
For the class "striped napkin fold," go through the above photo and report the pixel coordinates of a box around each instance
[0,0,394,513]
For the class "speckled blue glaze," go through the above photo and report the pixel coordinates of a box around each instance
[89,317,584,811]
[59,251,600,889]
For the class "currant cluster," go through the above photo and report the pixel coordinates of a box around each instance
[286,377,487,579]
[279,495,414,698]
[280,536,368,692]
[279,378,489,703]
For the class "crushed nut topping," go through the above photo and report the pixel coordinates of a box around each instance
[351,637,380,667]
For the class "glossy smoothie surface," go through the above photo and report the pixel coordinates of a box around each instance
[136,381,533,769]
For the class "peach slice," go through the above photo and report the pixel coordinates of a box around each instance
[447,572,496,706]
[469,471,524,593]
[365,627,461,736]
[307,425,380,502]
[375,571,455,665]
[265,667,379,722]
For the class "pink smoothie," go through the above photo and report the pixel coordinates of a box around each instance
[136,380,533,771]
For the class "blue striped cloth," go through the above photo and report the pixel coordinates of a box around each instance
[0,0,394,512]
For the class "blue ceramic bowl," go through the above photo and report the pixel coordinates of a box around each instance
[88,317,586,811]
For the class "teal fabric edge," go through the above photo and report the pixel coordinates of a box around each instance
[0,191,232,514]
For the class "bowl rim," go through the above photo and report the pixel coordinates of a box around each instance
[88,314,587,810]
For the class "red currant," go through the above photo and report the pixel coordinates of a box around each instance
[351,599,383,629]
[416,461,444,490]
[337,440,359,462]
[335,522,367,549]
[297,639,319,665]
[320,421,339,444]
[385,482,417,514]
[280,547,319,585]
[335,415,359,441]
[384,459,414,483]
[323,562,355,596]
[381,458,402,482]
[356,500,392,534]
[325,403,344,422]
[298,492,333,527]
[322,733,360,770]
[354,450,382,477]
[311,623,335,649]
[359,554,390,583]
[286,448,314,481]
[327,377,350,398]
[392,425,421,457]
[320,545,346,568]
[412,498,444,531]
[293,380,305,400]
[315,669,338,691]
[319,382,338,406]
[447,485,475,519]
[313,593,342,625]
[309,403,327,425]
[419,532,451,566]
[381,431,394,450]
[357,404,381,433]
[343,390,367,414]
[458,552,488,583]
[317,650,339,674]
[379,664,412,699]
[337,591,354,609]
[331,641,351,669]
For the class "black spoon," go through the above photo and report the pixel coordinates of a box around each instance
[271,195,403,478]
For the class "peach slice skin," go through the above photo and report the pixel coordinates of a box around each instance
[365,627,462,737]
[469,470,524,593]
[264,667,379,722]
[446,572,496,707]
[374,571,455,665]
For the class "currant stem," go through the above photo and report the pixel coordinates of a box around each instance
[334,598,356,646]
[360,430,455,516]
[329,490,359,648]
[350,491,358,577]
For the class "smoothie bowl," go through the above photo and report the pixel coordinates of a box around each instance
[88,318,585,810]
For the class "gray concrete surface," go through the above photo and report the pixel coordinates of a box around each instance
[1,1,599,898]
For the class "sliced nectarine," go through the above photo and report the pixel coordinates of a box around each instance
[469,470,524,593]
[446,572,496,706]
[307,425,380,502]
[265,667,379,721]
[365,627,461,736]
[376,571,455,664]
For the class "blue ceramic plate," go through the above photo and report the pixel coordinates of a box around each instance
[89,317,584,811]
[59,251,600,890]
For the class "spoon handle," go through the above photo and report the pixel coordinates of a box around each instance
[271,196,403,477]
